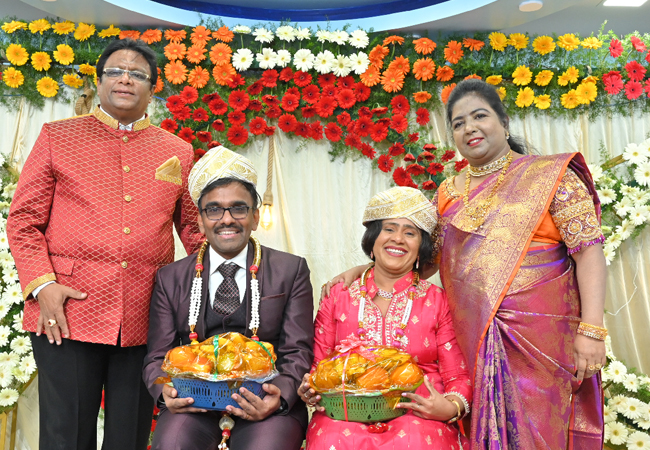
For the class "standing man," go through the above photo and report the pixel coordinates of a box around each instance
[143,146,314,450]
[7,39,204,450]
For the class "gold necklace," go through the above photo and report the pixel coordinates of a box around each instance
[467,153,510,177]
[463,151,513,230]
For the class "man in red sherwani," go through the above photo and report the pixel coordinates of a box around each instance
[7,39,203,450]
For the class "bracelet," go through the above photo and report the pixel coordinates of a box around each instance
[577,322,607,341]
[444,392,470,418]
[447,399,461,424]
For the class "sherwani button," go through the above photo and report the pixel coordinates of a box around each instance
[123,166,130,173]
[124,228,131,234]
[124,195,132,202]
[122,136,129,143]
[121,261,128,269]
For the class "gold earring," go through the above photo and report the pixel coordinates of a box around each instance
[505,130,510,139]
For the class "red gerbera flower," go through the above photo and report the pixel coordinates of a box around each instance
[406,164,425,176]
[408,133,420,143]
[227,73,246,89]
[301,106,317,119]
[625,61,646,82]
[345,133,362,149]
[202,93,220,104]
[196,131,212,143]
[261,70,279,88]
[337,89,357,109]
[372,107,389,116]
[227,124,248,146]
[602,71,624,95]
[421,180,437,190]
[228,90,250,111]
[388,142,405,156]
[194,149,207,161]
[247,81,264,95]
[294,122,310,138]
[370,123,388,142]
[393,167,416,188]
[278,114,298,132]
[166,95,185,113]
[390,114,408,133]
[419,151,434,161]
[377,155,394,173]
[423,143,437,151]
[279,67,294,82]
[286,87,300,97]
[645,79,650,97]
[179,86,199,104]
[265,105,282,118]
[609,38,623,58]
[376,118,391,128]
[293,71,312,87]
[360,143,376,159]
[318,73,336,86]
[228,110,246,125]
[324,123,343,142]
[248,100,263,111]
[160,118,178,133]
[310,121,324,140]
[355,117,374,137]
[338,76,355,89]
[282,93,300,112]
[208,141,222,149]
[263,126,276,136]
[625,80,644,100]
[177,127,195,143]
[192,107,209,122]
[354,83,371,102]
[321,85,337,97]
[416,108,430,126]
[316,97,337,118]
[358,107,373,118]
[302,85,321,104]
[173,106,191,121]
[442,149,456,162]
[212,119,225,131]
[262,95,279,106]
[455,159,469,172]
[391,95,410,116]
[337,112,352,127]
[208,98,228,115]
[631,36,647,53]
[248,117,268,136]
[404,154,416,162]
[427,162,444,175]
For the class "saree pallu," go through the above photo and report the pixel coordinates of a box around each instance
[439,154,604,449]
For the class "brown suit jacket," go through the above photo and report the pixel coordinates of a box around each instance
[143,241,314,423]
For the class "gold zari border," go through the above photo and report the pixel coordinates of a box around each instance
[155,173,183,186]
[23,273,56,301]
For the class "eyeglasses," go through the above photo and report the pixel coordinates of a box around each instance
[201,205,251,220]
[103,68,151,83]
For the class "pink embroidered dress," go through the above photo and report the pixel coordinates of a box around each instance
[306,270,472,450]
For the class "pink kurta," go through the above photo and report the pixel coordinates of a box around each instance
[306,270,471,450]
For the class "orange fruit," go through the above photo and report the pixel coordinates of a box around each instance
[389,362,423,388]
[166,346,196,369]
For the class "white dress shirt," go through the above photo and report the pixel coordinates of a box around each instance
[208,245,248,308]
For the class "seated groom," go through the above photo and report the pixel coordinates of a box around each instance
[143,146,314,450]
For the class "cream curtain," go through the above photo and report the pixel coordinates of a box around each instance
[1,96,649,448]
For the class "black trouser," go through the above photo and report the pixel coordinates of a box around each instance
[31,333,154,450]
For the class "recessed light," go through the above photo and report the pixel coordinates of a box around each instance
[603,0,647,5]
[42,0,57,2]
[519,0,543,12]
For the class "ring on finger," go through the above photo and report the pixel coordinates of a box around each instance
[48,319,57,327]
[595,363,602,370]
[588,364,595,371]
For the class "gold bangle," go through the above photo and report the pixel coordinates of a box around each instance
[447,399,461,424]
[577,322,607,341]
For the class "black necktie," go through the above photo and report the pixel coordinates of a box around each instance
[213,263,240,315]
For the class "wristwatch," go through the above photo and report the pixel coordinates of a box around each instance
[274,397,289,415]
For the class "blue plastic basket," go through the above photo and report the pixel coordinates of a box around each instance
[171,377,266,411]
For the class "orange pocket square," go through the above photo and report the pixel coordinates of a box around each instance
[155,156,183,186]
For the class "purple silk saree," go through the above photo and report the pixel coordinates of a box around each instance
[439,153,604,449]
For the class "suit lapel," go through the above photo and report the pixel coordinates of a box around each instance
[196,250,211,341]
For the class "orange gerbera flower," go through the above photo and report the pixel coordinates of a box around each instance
[140,29,162,44]
[165,29,187,43]
[165,60,188,84]
[120,30,141,40]
[463,38,485,51]
[369,45,389,69]
[380,68,404,93]
[164,43,187,61]
[154,77,164,93]
[212,26,234,43]
[360,66,380,87]
[191,25,212,45]
[436,65,454,82]
[465,74,482,80]
[212,63,236,86]
[444,40,463,64]
[388,56,410,75]
[383,35,405,46]
[188,66,210,89]
[440,83,457,105]
[413,58,435,81]
[413,91,432,103]
[413,37,436,55]
[186,44,207,64]
[209,43,232,66]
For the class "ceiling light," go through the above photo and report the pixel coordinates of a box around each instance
[519,0,543,11]
[603,0,647,5]
[42,0,57,2]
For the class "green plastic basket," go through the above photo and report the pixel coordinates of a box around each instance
[319,391,412,423]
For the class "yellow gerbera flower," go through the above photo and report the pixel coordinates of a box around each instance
[78,64,96,76]
[512,65,533,86]
[532,36,555,55]
[31,52,52,72]
[3,67,25,88]
[515,87,535,108]
[557,66,579,86]
[582,75,599,84]
[560,90,580,109]
[576,82,597,104]
[98,25,121,38]
[52,21,76,35]
[53,44,75,65]
[534,95,551,110]
[62,73,84,89]
[497,87,506,100]
[6,44,29,66]
[534,70,554,86]
[36,77,59,98]
[557,34,580,51]
[489,32,508,51]
[486,75,502,85]
[29,19,50,34]
[1,21,27,34]
[508,33,529,50]
[581,37,603,49]
[74,23,96,41]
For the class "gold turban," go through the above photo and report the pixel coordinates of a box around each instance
[188,145,258,205]
[362,187,437,234]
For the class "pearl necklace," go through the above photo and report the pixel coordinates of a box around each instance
[188,238,262,344]
[356,267,419,349]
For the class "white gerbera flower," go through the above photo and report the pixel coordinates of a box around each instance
[256,48,277,69]
[636,418,650,431]
[275,49,292,68]
[0,388,18,407]
[615,219,635,240]
[588,164,603,184]
[615,197,635,217]
[631,189,650,206]
[623,143,649,165]
[641,377,650,388]
[332,54,352,77]
[0,217,6,232]
[330,30,349,45]
[0,252,14,269]
[349,29,369,48]
[621,184,639,196]
[602,245,615,265]
[0,202,10,215]
[0,303,9,322]
[2,183,16,200]
[12,366,30,383]
[0,352,18,369]
[293,48,315,72]
[10,336,31,355]
[609,362,629,383]
[605,233,623,250]
[598,188,617,205]
[634,162,650,186]
[2,269,18,285]
[626,430,650,449]
[349,52,370,75]
[253,27,274,44]
[0,232,9,250]
[607,421,629,445]
[0,365,13,388]
[12,312,23,333]
[604,405,618,423]
[232,25,251,34]
[629,206,649,225]
[0,326,11,347]
[605,335,616,360]
[295,27,311,41]
[4,284,22,305]
[231,48,254,72]
[19,354,36,376]
[315,30,331,43]
[622,398,645,420]
[314,50,335,74]
[275,25,295,42]
[624,373,640,392]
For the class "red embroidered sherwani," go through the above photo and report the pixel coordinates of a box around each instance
[7,107,204,347]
